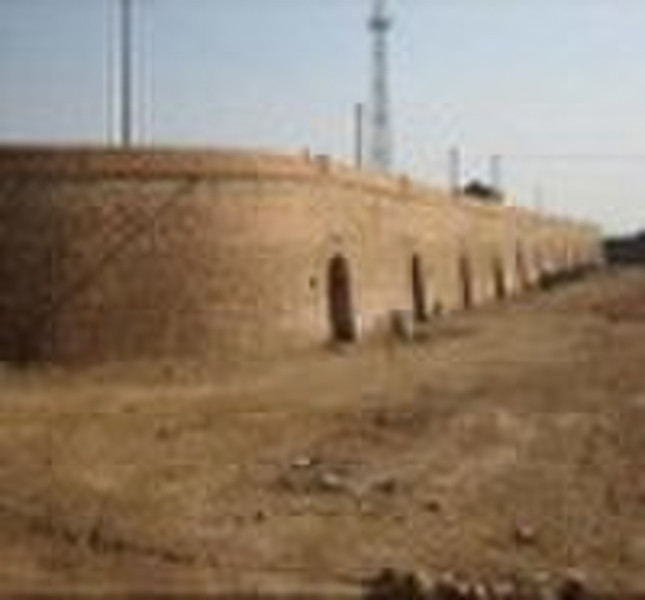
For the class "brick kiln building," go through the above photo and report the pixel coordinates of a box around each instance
[0,146,603,367]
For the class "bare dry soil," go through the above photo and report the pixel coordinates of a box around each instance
[0,268,643,595]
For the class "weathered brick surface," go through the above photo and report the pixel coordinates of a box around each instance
[0,147,604,367]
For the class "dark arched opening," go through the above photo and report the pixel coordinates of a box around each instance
[493,257,506,300]
[534,249,547,289]
[459,254,473,309]
[516,246,527,291]
[327,254,357,343]
[411,254,428,322]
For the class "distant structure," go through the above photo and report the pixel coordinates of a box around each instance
[604,231,645,264]
[462,179,504,203]
[368,0,393,172]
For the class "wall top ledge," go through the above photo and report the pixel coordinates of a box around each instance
[0,145,599,232]
[0,144,461,200]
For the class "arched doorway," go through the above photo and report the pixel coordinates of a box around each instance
[411,254,428,322]
[327,254,356,342]
[459,254,473,309]
[493,257,506,300]
[533,249,545,288]
[516,246,527,291]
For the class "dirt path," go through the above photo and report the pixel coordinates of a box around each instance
[0,267,643,593]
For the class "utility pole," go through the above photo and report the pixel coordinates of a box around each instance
[120,0,134,147]
[449,146,462,197]
[490,153,502,195]
[368,0,393,172]
[354,102,364,169]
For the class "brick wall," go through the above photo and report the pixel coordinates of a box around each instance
[0,147,604,367]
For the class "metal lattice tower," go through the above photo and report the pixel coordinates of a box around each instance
[368,0,393,172]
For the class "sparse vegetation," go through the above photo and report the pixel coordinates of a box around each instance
[0,268,642,594]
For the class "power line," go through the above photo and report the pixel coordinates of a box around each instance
[487,153,645,163]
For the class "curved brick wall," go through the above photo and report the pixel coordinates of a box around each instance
[0,146,604,367]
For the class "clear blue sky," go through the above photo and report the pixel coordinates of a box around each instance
[1,0,644,235]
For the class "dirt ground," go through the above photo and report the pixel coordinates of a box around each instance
[0,267,643,595]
